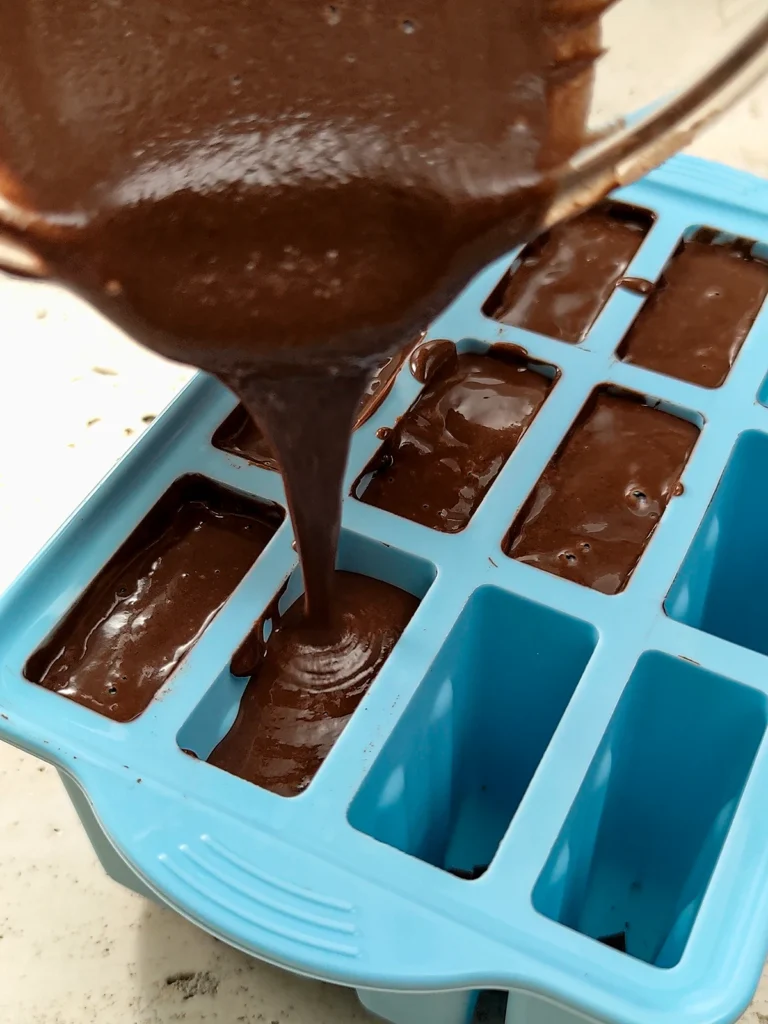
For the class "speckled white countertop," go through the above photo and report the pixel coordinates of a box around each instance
[3,5,768,1021]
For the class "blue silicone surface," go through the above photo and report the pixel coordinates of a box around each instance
[3,155,768,1024]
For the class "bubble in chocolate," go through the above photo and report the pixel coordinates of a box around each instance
[324,4,341,26]
[507,394,698,593]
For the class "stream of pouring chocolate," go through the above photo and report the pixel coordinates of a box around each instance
[0,1,608,626]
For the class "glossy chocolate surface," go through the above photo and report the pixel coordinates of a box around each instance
[0,0,606,619]
[25,477,282,721]
[506,393,698,594]
[620,231,768,387]
[213,341,419,469]
[213,403,278,471]
[359,343,553,532]
[209,571,417,796]
[485,204,652,342]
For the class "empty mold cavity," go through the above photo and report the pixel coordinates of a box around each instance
[619,228,768,387]
[667,430,768,655]
[25,476,284,722]
[534,652,766,967]
[355,344,556,533]
[177,531,435,797]
[505,389,699,594]
[483,202,654,343]
[349,586,597,876]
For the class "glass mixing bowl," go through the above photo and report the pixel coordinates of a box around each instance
[543,0,768,230]
[0,0,767,278]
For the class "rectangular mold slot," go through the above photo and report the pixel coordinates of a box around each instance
[24,476,284,723]
[177,531,435,797]
[666,430,768,655]
[505,388,699,594]
[482,201,654,343]
[533,652,766,967]
[213,404,278,470]
[618,228,768,387]
[354,344,556,533]
[348,586,597,876]
[212,340,420,467]
[354,335,423,427]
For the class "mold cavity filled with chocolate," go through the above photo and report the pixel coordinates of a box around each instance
[505,392,698,594]
[213,340,419,469]
[484,203,653,343]
[208,571,418,797]
[25,476,283,722]
[355,337,422,428]
[0,0,615,636]
[619,229,768,387]
[213,404,278,470]
[356,342,555,533]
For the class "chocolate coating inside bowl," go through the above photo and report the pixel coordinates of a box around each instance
[0,0,608,622]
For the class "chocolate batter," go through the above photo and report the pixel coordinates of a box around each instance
[355,338,423,428]
[619,230,768,387]
[209,571,417,796]
[621,277,654,296]
[358,344,553,532]
[409,338,459,384]
[484,203,653,342]
[213,404,278,471]
[213,341,419,468]
[0,0,608,623]
[25,477,282,722]
[506,392,698,594]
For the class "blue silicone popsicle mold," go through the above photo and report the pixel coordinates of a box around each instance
[4,154,768,1024]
